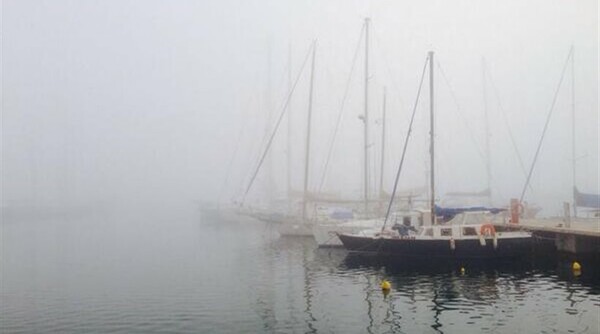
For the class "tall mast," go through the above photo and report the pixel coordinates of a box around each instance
[379,87,387,201]
[266,42,274,208]
[429,51,436,225]
[482,58,492,205]
[571,45,577,217]
[363,17,370,217]
[302,41,316,221]
[287,41,293,208]
[518,48,573,204]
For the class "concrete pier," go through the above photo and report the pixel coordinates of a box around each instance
[518,217,600,254]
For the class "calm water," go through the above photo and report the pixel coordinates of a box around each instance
[2,212,599,333]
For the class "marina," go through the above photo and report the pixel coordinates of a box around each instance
[196,21,599,331]
[2,1,598,333]
[208,203,600,259]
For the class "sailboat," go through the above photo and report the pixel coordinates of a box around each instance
[277,41,317,236]
[517,47,599,224]
[237,41,320,234]
[338,51,533,260]
[311,18,421,246]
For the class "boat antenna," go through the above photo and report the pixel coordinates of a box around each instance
[380,55,429,232]
[241,42,315,206]
[519,48,573,204]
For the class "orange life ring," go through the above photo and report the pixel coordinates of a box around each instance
[480,224,496,236]
[518,203,525,217]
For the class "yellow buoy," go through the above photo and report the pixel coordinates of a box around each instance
[381,280,391,291]
[460,267,466,275]
[572,261,581,271]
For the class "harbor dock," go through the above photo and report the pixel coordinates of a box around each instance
[519,217,600,254]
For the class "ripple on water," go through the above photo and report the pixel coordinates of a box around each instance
[2,218,600,333]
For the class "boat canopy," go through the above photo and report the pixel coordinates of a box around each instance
[435,205,506,222]
[329,208,354,220]
[574,187,600,209]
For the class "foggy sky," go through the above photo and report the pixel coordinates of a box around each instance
[2,0,598,216]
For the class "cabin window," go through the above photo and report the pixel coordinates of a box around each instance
[441,228,452,237]
[463,227,477,236]
[403,216,411,226]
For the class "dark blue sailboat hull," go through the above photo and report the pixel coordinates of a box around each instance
[338,234,533,260]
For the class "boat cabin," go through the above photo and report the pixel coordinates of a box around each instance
[390,209,431,227]
[418,224,484,239]
[444,211,499,225]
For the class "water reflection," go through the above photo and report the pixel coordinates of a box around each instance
[252,235,319,333]
[337,251,600,333]
[364,275,374,334]
[3,217,598,333]
[255,233,600,334]
[301,238,317,334]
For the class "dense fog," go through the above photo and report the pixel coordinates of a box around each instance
[2,0,598,217]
